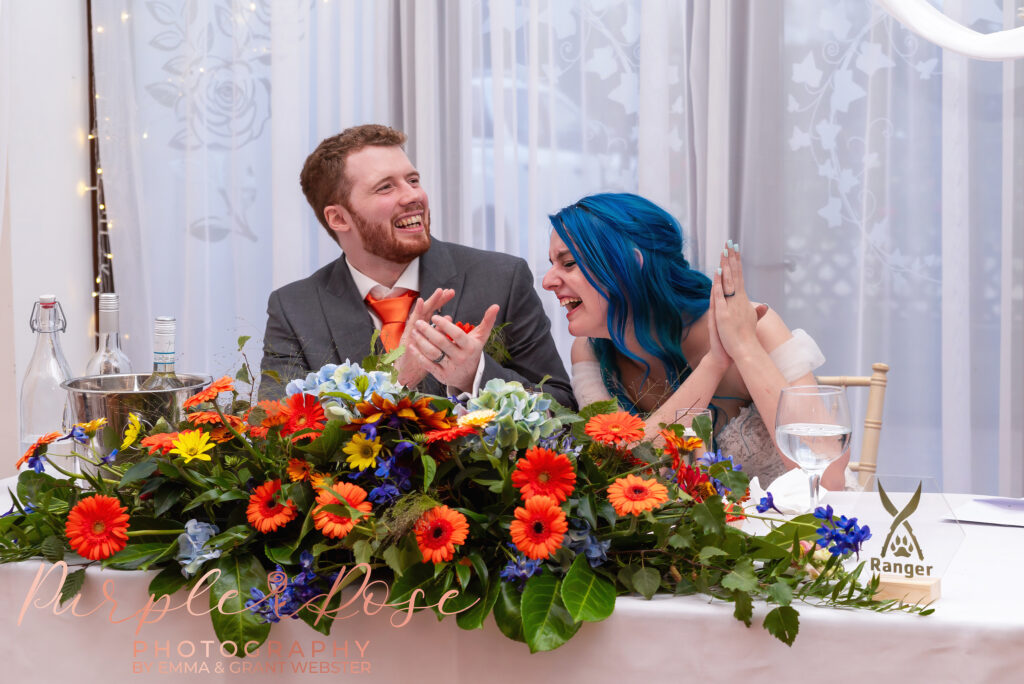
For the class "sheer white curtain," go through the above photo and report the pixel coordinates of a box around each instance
[92,0,1022,494]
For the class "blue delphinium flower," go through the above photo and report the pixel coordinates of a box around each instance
[565,518,610,567]
[26,453,47,474]
[101,449,118,466]
[756,491,782,515]
[369,483,402,505]
[360,422,378,441]
[814,506,871,558]
[500,549,543,591]
[57,426,89,445]
[175,519,222,578]
[245,556,320,624]
[1,502,35,518]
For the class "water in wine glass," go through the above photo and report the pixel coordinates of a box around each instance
[775,422,851,471]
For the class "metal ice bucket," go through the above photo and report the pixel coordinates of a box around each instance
[62,373,212,464]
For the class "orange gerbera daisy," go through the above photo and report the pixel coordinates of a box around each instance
[183,376,235,409]
[607,474,669,517]
[248,426,269,439]
[280,393,326,442]
[423,424,476,444]
[510,495,569,560]
[209,423,247,443]
[310,472,333,490]
[139,432,179,455]
[660,429,705,471]
[414,505,470,563]
[65,495,130,561]
[287,457,313,483]
[313,482,372,539]
[585,411,646,446]
[724,501,746,523]
[510,447,577,503]
[352,393,453,431]
[246,479,298,533]
[16,431,62,469]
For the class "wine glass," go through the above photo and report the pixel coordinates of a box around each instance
[774,385,852,511]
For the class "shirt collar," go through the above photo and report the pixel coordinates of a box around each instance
[345,256,420,300]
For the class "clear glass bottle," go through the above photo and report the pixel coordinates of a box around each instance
[140,316,184,390]
[20,295,74,461]
[85,293,133,375]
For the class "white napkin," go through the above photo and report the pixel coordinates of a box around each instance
[748,468,834,516]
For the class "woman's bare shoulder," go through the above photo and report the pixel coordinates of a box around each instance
[571,337,598,363]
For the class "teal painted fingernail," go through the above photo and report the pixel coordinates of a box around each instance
[734,243,740,253]
[727,239,734,249]
[716,267,722,275]
[722,248,729,257]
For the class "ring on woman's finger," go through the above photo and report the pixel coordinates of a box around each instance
[431,351,447,364]
[724,291,736,298]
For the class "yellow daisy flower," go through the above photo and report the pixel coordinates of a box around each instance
[343,433,382,471]
[457,409,497,428]
[168,430,216,464]
[75,417,108,437]
[120,413,142,450]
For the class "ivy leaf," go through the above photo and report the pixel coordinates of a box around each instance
[41,535,65,563]
[721,559,758,592]
[520,574,581,653]
[768,580,794,606]
[732,589,753,627]
[631,567,661,599]
[764,605,800,646]
[208,555,272,654]
[560,554,616,623]
[59,568,86,605]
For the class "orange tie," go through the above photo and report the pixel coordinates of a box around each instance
[364,290,418,352]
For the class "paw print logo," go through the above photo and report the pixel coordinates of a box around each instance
[878,482,925,562]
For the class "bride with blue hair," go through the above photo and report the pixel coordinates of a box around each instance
[542,193,845,490]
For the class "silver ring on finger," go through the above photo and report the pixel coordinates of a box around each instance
[431,350,447,364]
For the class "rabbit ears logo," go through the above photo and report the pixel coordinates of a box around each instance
[879,481,924,560]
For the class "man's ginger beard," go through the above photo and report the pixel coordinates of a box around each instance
[347,205,432,263]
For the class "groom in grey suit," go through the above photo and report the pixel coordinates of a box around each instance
[259,124,573,408]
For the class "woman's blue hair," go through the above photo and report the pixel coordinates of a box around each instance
[549,193,711,411]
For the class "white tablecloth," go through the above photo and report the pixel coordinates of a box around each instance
[1,490,1022,683]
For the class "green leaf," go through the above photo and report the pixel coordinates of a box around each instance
[692,414,713,450]
[576,494,598,531]
[560,554,616,623]
[631,567,661,599]
[119,460,159,487]
[520,574,581,653]
[41,535,65,563]
[492,581,526,642]
[732,589,753,626]
[59,568,86,606]
[264,545,298,566]
[456,574,501,631]
[153,485,184,517]
[207,525,253,553]
[764,605,800,646]
[182,488,229,512]
[149,564,189,600]
[209,555,272,655]
[421,454,437,491]
[104,543,170,570]
[668,528,694,550]
[698,546,728,562]
[455,559,472,589]
[691,500,726,535]
[721,559,758,592]
[235,365,251,385]
[768,580,794,607]
[352,540,372,565]
[296,419,344,459]
[236,335,251,350]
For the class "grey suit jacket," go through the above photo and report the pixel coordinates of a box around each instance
[258,239,575,409]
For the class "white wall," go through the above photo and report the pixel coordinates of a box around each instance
[0,0,93,474]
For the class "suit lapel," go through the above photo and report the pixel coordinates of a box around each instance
[420,240,466,320]
[320,256,376,364]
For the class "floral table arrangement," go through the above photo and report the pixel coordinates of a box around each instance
[1,340,929,654]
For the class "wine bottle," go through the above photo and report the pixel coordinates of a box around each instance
[85,293,133,375]
[140,316,184,390]
[20,295,74,462]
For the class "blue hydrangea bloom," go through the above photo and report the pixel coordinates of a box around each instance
[175,519,222,578]
[565,518,610,567]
